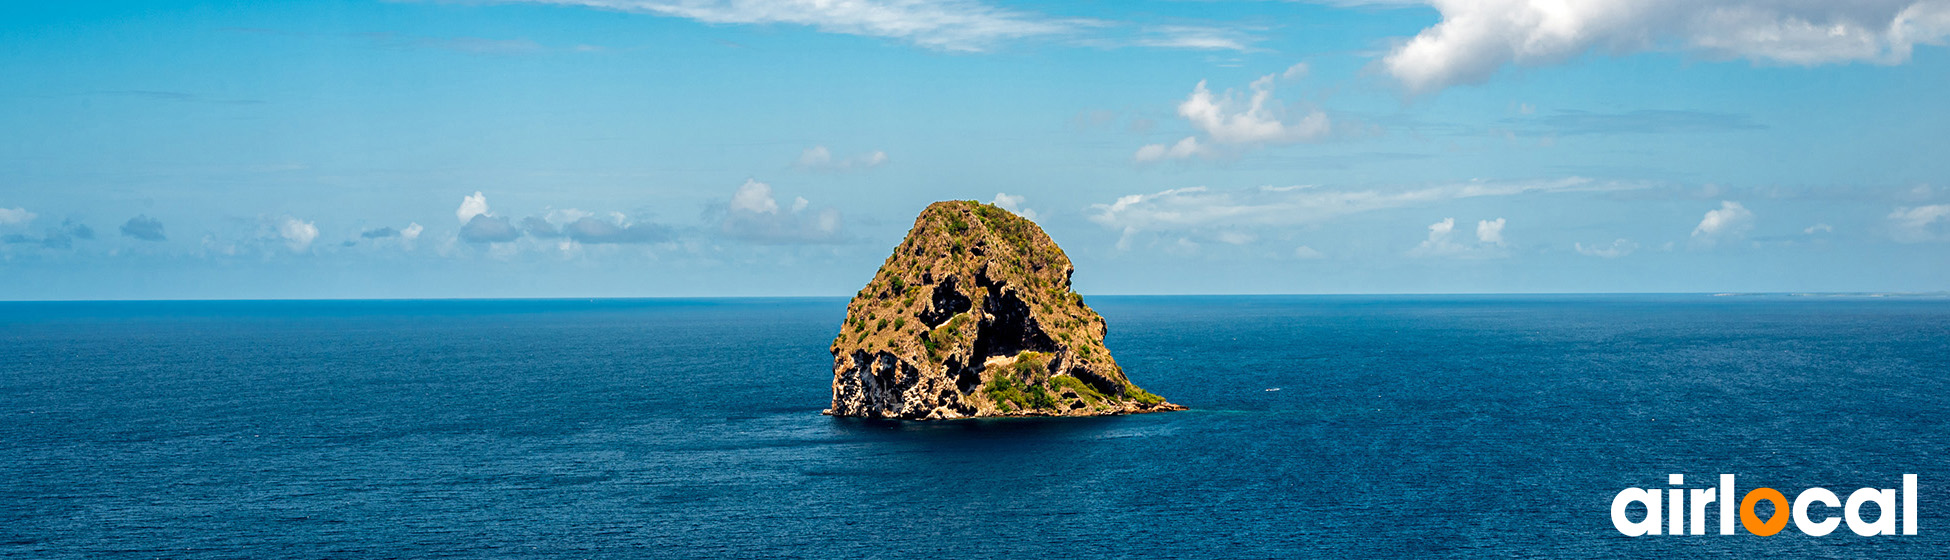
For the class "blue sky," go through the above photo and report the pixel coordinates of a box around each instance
[2,0,1948,299]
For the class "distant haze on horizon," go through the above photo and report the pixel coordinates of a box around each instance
[3,1,1949,299]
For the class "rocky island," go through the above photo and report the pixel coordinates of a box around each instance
[825,200,1186,420]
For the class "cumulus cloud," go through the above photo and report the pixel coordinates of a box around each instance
[990,193,1038,220]
[1476,217,1506,245]
[1888,204,1950,242]
[504,0,1080,52]
[455,192,526,244]
[401,222,423,242]
[1575,238,1639,258]
[1804,223,1834,234]
[1383,0,1950,94]
[278,217,318,253]
[457,191,491,223]
[795,146,889,172]
[460,215,522,243]
[1409,217,1509,258]
[1691,200,1755,241]
[0,207,33,226]
[720,179,845,244]
[120,215,167,241]
[1136,73,1331,162]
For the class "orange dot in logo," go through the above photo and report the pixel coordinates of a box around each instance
[1741,488,1790,536]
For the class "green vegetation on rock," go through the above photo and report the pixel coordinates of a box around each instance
[824,200,1185,420]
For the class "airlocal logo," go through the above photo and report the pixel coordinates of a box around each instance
[1612,474,1918,537]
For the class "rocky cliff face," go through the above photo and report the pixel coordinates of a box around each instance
[825,200,1185,420]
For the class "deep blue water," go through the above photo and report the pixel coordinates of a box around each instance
[2,295,1947,558]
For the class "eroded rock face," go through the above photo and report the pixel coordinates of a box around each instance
[825,200,1185,420]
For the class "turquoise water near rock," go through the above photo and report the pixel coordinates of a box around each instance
[3,296,1945,558]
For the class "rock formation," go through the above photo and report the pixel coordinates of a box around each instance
[825,200,1185,420]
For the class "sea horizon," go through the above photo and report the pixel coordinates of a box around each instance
[8,291,1950,304]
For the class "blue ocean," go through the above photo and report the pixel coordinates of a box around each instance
[2,296,1945,558]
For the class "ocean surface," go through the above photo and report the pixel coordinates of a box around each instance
[2,295,1946,558]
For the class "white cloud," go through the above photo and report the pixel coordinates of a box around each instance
[1089,178,1620,234]
[1691,200,1755,239]
[1412,218,1460,254]
[1134,136,1206,163]
[1889,204,1950,242]
[401,222,424,248]
[990,193,1039,220]
[721,179,845,244]
[507,0,1080,52]
[1135,72,1330,162]
[1804,223,1834,234]
[0,207,33,226]
[795,146,889,172]
[278,217,318,253]
[1575,238,1639,258]
[730,180,781,214]
[1214,230,1257,245]
[545,208,594,225]
[457,191,491,223]
[1383,0,1950,94]
[1293,245,1325,259]
[1406,217,1509,258]
[1130,25,1261,51]
[1282,62,1311,80]
[1476,217,1506,245]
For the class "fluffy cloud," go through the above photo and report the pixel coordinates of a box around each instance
[1692,200,1755,240]
[0,207,33,226]
[1476,217,1506,245]
[1888,204,1950,242]
[457,191,491,224]
[506,0,1079,52]
[1136,73,1330,162]
[456,192,523,244]
[120,215,167,241]
[990,193,1038,220]
[1383,0,1950,94]
[278,217,318,253]
[795,146,889,172]
[1575,238,1639,258]
[720,179,845,244]
[1409,217,1509,258]
[1293,245,1326,259]
[460,215,521,243]
[360,223,424,249]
